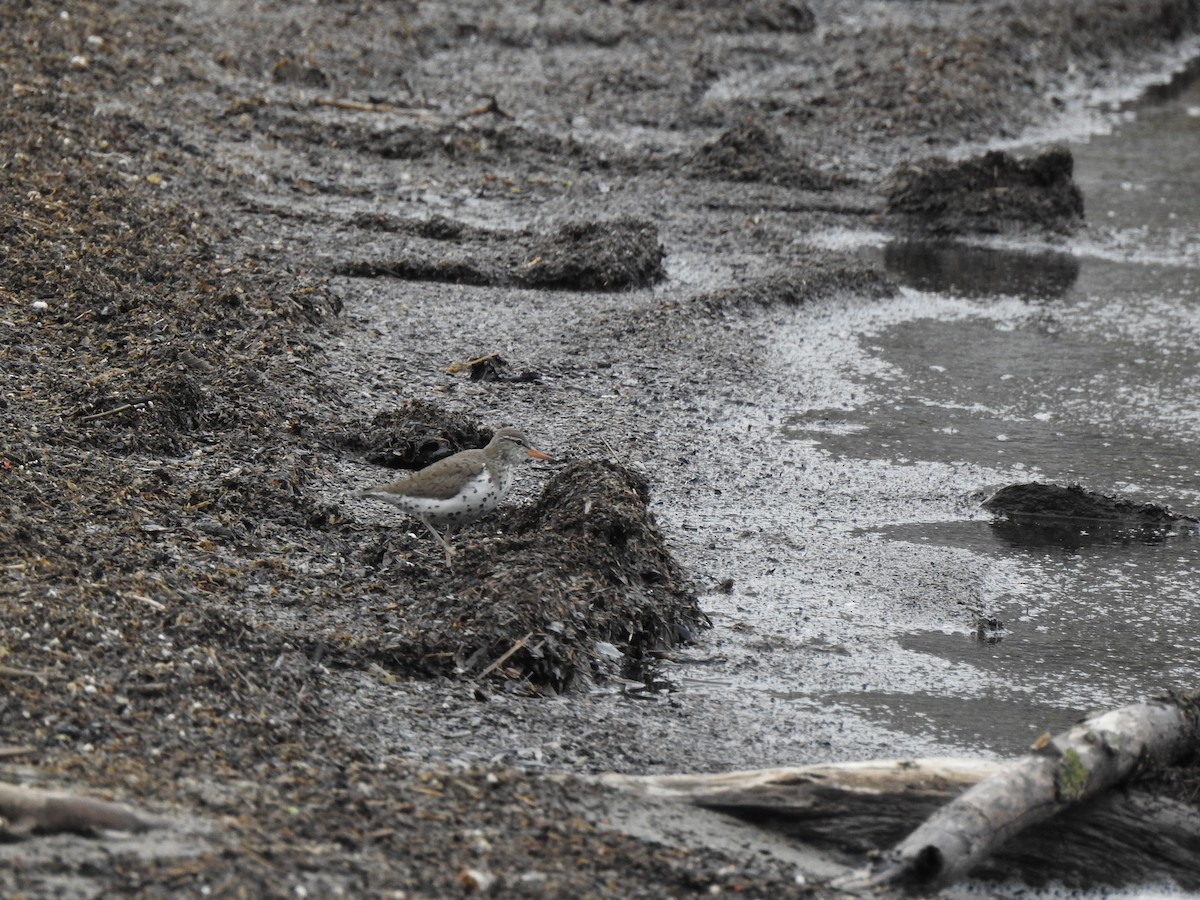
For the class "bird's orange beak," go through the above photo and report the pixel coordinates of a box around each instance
[527,448,551,461]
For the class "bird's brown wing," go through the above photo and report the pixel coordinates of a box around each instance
[370,451,486,501]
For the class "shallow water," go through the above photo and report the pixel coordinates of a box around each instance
[887,521,1199,740]
[783,59,1200,753]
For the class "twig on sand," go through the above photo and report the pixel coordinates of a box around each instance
[477,633,534,680]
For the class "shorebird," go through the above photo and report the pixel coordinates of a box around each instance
[356,427,549,564]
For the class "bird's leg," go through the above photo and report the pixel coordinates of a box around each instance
[419,517,455,565]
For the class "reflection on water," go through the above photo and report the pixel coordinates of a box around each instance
[1138,51,1200,104]
[863,518,1197,556]
[883,241,1080,300]
[986,517,1192,551]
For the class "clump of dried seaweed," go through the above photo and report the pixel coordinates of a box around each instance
[364,460,707,692]
[335,400,494,470]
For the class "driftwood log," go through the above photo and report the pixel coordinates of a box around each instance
[0,782,157,838]
[603,695,1200,891]
[839,696,1200,892]
[601,757,1004,857]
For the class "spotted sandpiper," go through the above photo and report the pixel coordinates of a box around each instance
[356,427,550,564]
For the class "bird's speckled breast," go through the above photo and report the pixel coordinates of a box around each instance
[417,468,502,526]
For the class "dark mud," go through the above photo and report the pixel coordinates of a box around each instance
[4,0,1200,896]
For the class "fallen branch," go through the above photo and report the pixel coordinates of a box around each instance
[601,757,1008,856]
[0,783,159,838]
[835,694,1200,892]
[600,697,1200,891]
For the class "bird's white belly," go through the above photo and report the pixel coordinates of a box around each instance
[407,471,501,526]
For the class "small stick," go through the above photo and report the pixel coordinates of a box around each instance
[598,436,621,462]
[314,97,400,113]
[77,403,135,422]
[446,352,499,374]
[477,633,534,679]
[312,97,432,116]
[121,592,166,612]
[0,665,43,679]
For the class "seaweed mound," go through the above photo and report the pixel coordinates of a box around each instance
[982,482,1199,548]
[883,146,1084,235]
[335,215,666,291]
[338,400,493,470]
[521,217,666,290]
[687,121,838,189]
[367,460,706,692]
